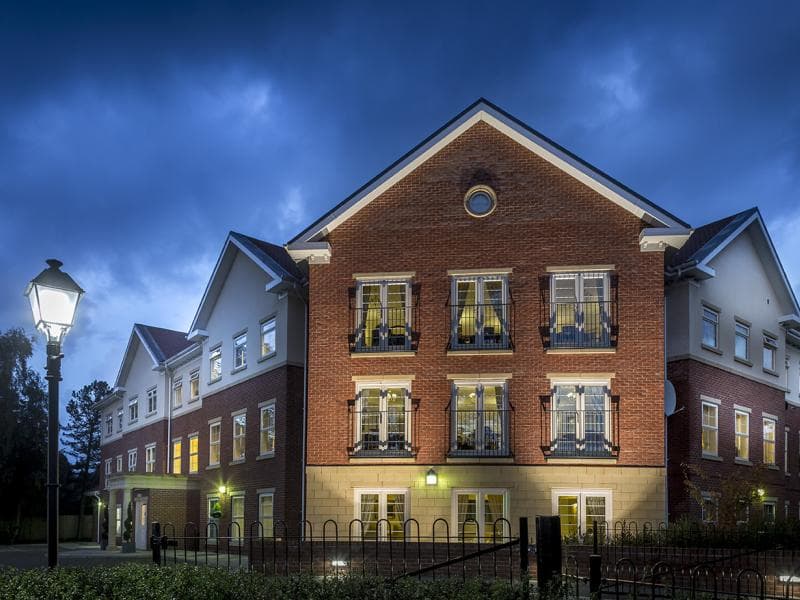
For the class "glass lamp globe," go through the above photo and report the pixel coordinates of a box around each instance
[25,259,85,343]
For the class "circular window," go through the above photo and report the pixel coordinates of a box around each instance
[464,186,497,218]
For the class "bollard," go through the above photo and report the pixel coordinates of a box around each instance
[151,521,161,565]
[589,520,601,596]
[535,515,562,591]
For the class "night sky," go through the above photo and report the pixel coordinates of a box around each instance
[1,2,799,422]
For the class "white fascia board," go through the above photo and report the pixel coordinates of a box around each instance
[187,329,209,343]
[698,212,759,267]
[779,314,800,329]
[292,103,683,244]
[639,227,692,252]
[164,343,202,368]
[188,236,235,334]
[228,236,282,286]
[285,241,332,264]
[133,326,163,366]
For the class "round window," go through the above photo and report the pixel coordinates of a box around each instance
[464,186,497,217]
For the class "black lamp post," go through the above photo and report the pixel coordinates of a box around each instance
[25,259,84,568]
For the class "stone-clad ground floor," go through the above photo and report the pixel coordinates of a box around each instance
[305,465,666,539]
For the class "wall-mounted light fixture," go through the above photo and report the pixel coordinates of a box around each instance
[425,467,438,486]
[218,485,227,495]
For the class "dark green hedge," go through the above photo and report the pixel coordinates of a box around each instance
[0,564,530,600]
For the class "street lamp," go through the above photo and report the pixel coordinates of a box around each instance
[25,259,84,568]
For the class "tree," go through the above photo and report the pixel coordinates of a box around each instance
[683,461,766,528]
[62,380,109,540]
[0,328,48,542]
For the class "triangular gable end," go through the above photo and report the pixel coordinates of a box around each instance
[113,326,162,389]
[287,98,689,250]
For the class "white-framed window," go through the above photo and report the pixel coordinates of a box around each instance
[354,382,411,455]
[172,439,182,474]
[233,332,247,370]
[454,489,509,541]
[355,279,412,351]
[735,322,750,361]
[209,346,222,382]
[173,379,183,409]
[207,496,221,540]
[259,492,274,538]
[106,414,113,436]
[127,449,137,472]
[259,402,276,456]
[145,443,156,473]
[735,410,750,461]
[354,488,408,540]
[550,271,612,348]
[763,500,776,523]
[209,421,221,466]
[763,334,777,371]
[105,458,112,476]
[117,407,123,431]
[260,318,277,358]
[784,428,790,474]
[702,402,719,456]
[128,396,139,422]
[189,434,199,473]
[450,380,509,456]
[550,382,612,457]
[115,505,122,536]
[763,418,776,465]
[190,370,200,401]
[701,493,719,524]
[702,307,719,349]
[146,387,158,415]
[233,413,246,461]
[230,493,245,543]
[451,274,510,350]
[116,455,122,472]
[552,489,612,540]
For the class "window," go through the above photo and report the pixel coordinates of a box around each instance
[190,370,200,401]
[785,428,790,474]
[553,490,611,540]
[116,455,122,472]
[735,322,750,360]
[736,501,750,525]
[354,384,411,455]
[701,494,719,524]
[464,185,497,217]
[146,387,157,414]
[451,381,509,456]
[189,434,199,473]
[735,410,750,461]
[763,418,776,465]
[173,380,183,409]
[259,492,274,538]
[355,489,407,540]
[451,275,510,350]
[702,307,719,349]
[354,280,412,352]
[260,402,276,456]
[763,334,777,371]
[129,397,139,422]
[106,414,113,436]
[207,497,220,540]
[763,500,776,523]
[260,318,276,358]
[551,272,612,348]
[702,402,719,456]
[115,505,122,537]
[233,414,246,461]
[455,489,508,541]
[209,346,222,382]
[209,421,221,466]
[230,494,245,543]
[127,449,137,472]
[104,458,112,476]
[550,383,612,457]
[233,333,247,370]
[172,439,182,474]
[145,444,156,473]
[117,408,123,431]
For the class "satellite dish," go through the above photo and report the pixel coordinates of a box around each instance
[664,380,677,416]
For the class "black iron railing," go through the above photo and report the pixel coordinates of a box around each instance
[349,305,419,353]
[548,300,617,349]
[348,408,416,457]
[449,409,513,457]
[448,302,514,351]
[542,408,619,458]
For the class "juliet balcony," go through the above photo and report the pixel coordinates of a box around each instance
[543,300,618,349]
[347,403,418,458]
[448,406,514,458]
[447,301,515,351]
[541,403,620,459]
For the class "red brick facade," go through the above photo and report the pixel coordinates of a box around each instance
[667,358,800,520]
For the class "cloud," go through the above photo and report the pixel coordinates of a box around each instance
[769,207,800,300]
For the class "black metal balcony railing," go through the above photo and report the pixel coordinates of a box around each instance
[548,300,617,349]
[448,302,514,351]
[348,408,416,457]
[541,408,619,458]
[349,305,420,353]
[449,409,513,457]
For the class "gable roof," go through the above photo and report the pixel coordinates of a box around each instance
[188,231,304,338]
[288,98,688,247]
[135,323,193,363]
[669,208,757,268]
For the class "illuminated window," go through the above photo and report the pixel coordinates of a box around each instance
[451,275,510,350]
[355,280,411,352]
[451,381,509,456]
[230,494,245,543]
[259,492,274,538]
[455,489,509,542]
[172,439,182,474]
[763,418,776,465]
[550,272,612,348]
[189,434,199,473]
[702,402,719,456]
[355,384,411,455]
[735,410,749,461]
[553,490,610,540]
[355,489,407,540]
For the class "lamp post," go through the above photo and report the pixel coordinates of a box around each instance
[25,259,84,568]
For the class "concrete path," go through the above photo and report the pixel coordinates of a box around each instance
[0,543,152,570]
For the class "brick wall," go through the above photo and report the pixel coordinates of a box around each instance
[100,419,168,488]
[667,358,800,519]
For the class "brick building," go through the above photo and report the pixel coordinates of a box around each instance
[665,208,800,523]
[96,232,306,549]
[286,98,692,539]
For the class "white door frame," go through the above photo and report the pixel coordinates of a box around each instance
[134,497,149,550]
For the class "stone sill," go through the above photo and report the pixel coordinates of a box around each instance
[546,348,616,354]
[545,457,618,465]
[446,349,514,356]
[349,457,417,464]
[734,356,753,367]
[702,454,723,462]
[228,459,246,466]
[446,457,515,464]
[256,453,276,461]
[701,343,723,356]
[350,351,416,358]
[734,458,753,466]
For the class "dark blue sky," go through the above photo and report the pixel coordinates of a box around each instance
[1,1,799,420]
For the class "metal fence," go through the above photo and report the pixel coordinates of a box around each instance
[548,300,617,349]
[448,408,513,457]
[448,302,515,350]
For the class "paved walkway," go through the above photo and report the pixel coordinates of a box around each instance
[0,543,152,569]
